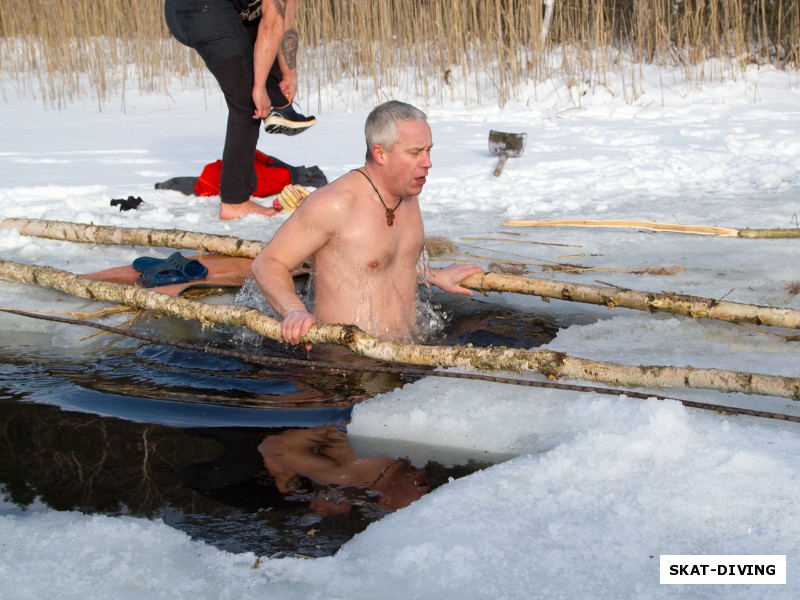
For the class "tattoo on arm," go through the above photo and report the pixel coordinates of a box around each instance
[281,28,299,69]
[272,0,286,19]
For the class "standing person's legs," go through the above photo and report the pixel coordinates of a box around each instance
[208,56,261,205]
[164,0,275,219]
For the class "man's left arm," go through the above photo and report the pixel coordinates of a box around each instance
[276,0,299,102]
[426,264,484,296]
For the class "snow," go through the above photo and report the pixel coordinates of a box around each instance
[1,58,800,598]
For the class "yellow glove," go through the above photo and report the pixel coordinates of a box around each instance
[273,184,311,212]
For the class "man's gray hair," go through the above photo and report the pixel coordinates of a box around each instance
[364,100,427,163]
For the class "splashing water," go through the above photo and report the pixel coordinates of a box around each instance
[415,248,448,341]
[234,255,448,344]
[234,276,314,317]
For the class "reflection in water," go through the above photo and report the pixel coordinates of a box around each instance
[0,294,558,556]
[258,425,431,515]
[0,399,484,556]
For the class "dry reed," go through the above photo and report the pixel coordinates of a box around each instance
[1,0,797,110]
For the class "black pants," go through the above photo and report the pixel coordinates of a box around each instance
[165,0,288,204]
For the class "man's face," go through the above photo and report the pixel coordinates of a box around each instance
[383,119,433,199]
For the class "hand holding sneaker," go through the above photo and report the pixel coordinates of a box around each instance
[264,103,317,136]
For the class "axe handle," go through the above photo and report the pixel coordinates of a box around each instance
[493,154,509,177]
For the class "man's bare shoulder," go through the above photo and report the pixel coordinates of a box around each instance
[299,170,361,217]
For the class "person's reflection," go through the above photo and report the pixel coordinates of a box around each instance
[258,424,430,514]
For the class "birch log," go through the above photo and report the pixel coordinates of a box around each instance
[1,217,266,257]
[0,260,798,401]
[3,218,799,329]
[460,272,800,329]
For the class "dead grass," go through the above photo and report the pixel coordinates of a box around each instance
[424,235,459,258]
[0,0,797,109]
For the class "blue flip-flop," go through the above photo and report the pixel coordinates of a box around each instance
[133,252,209,288]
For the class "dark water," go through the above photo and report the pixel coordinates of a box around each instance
[0,295,557,557]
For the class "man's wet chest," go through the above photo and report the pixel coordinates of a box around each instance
[331,221,424,273]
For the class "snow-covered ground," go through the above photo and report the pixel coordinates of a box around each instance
[1,59,799,598]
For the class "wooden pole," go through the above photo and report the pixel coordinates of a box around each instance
[4,217,799,329]
[1,259,799,401]
[503,218,800,238]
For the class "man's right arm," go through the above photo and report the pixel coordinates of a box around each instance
[253,253,315,345]
[252,192,335,344]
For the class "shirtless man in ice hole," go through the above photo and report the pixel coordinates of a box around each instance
[253,100,484,344]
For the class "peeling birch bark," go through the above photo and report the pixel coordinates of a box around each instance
[460,272,800,329]
[1,260,798,401]
[1,218,266,257]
